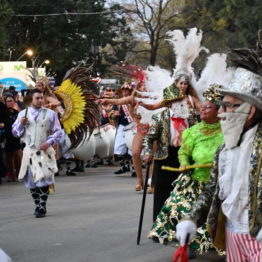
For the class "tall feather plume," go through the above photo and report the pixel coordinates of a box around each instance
[166,27,209,86]
[135,28,208,124]
[111,62,146,86]
[196,53,234,101]
[57,66,100,149]
[230,30,262,77]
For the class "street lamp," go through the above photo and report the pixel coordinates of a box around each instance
[39,59,50,67]
[17,49,34,61]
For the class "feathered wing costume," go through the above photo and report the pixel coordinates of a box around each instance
[54,67,100,149]
[136,28,208,123]
[26,66,100,149]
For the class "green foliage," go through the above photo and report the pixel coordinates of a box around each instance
[181,0,262,50]
[1,0,132,82]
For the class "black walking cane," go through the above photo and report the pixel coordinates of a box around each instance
[137,163,151,245]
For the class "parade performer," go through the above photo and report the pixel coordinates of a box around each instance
[12,89,62,218]
[140,73,200,147]
[148,85,224,258]
[100,87,118,127]
[13,67,100,217]
[98,64,150,190]
[143,84,194,220]
[107,82,134,174]
[176,36,262,261]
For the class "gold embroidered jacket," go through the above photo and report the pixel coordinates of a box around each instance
[143,109,171,160]
[188,122,262,250]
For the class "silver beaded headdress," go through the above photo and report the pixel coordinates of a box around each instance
[220,32,262,110]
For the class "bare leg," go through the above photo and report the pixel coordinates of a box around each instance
[132,132,144,191]
[147,141,157,194]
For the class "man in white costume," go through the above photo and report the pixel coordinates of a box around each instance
[176,45,262,261]
[12,89,62,218]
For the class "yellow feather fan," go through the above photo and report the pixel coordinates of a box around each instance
[55,79,86,134]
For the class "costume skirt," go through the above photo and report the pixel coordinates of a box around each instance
[148,172,221,254]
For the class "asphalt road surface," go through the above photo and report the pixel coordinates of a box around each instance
[0,165,224,262]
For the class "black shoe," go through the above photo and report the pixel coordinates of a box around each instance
[114,168,125,174]
[71,166,84,172]
[66,170,76,176]
[90,163,97,168]
[187,249,197,260]
[35,208,46,218]
[131,171,136,177]
[34,207,39,216]
[114,165,129,175]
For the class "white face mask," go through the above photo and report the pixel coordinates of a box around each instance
[218,103,251,149]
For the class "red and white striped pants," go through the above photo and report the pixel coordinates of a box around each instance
[226,230,262,262]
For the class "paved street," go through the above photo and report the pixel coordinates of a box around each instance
[0,165,224,262]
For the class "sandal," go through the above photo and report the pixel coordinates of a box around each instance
[135,184,143,191]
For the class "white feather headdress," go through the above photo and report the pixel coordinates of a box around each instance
[136,28,209,123]
[166,27,209,86]
[196,53,234,101]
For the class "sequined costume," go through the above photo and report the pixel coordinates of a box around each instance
[188,122,262,250]
[143,103,198,220]
[148,120,224,253]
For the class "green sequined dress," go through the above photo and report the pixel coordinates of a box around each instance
[148,121,224,253]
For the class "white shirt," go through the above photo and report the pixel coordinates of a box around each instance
[218,125,258,233]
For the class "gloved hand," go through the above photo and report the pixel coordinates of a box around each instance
[176,220,197,246]
[0,249,12,262]
[256,228,262,243]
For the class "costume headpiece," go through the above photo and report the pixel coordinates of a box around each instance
[202,84,223,106]
[220,33,262,110]
[174,73,190,82]
[161,85,184,106]
[112,62,146,87]
[36,76,49,88]
[195,53,234,101]
[166,27,209,85]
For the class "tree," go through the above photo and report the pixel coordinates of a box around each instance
[181,0,262,51]
[2,0,132,81]
[0,0,13,52]
[124,0,182,66]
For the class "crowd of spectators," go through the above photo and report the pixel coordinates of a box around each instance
[0,83,25,183]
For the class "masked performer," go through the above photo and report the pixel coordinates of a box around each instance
[176,36,262,262]
[148,85,224,258]
[12,89,62,218]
